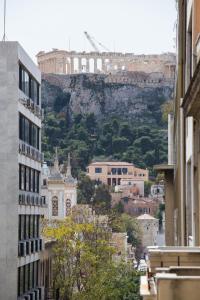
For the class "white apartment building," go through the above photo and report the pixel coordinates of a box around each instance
[0,42,45,300]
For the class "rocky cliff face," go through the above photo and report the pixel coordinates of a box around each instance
[42,72,174,125]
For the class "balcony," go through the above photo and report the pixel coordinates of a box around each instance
[18,238,43,257]
[19,192,46,207]
[148,246,200,273]
[140,246,200,300]
[19,95,43,120]
[17,286,44,300]
[19,140,44,163]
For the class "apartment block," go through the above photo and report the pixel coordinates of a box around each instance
[0,42,45,300]
[87,161,148,186]
[140,1,200,299]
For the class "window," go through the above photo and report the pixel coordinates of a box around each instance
[20,165,25,190]
[111,168,117,175]
[19,164,40,193]
[19,113,40,149]
[117,168,122,175]
[19,64,40,105]
[66,199,71,216]
[95,167,102,173]
[18,261,39,297]
[122,168,128,174]
[52,196,58,216]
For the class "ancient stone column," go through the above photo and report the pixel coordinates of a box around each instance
[78,57,82,73]
[63,57,66,74]
[86,58,90,73]
[94,58,97,73]
[70,57,74,74]
[102,58,106,73]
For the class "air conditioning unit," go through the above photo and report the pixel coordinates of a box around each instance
[26,98,31,107]
[19,194,22,204]
[18,241,26,257]
[19,141,22,153]
[28,292,35,300]
[35,196,39,206]
[34,289,40,300]
[31,195,35,206]
[26,240,31,255]
[22,142,26,154]
[31,101,35,111]
[26,145,31,157]
[38,287,44,300]
[35,239,39,252]
[22,194,26,205]
[39,239,44,251]
[26,194,31,205]
[31,239,35,254]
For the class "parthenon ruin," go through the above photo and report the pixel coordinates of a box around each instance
[36,49,176,79]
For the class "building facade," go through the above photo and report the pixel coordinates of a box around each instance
[42,152,77,220]
[0,42,45,299]
[141,1,200,299]
[87,161,148,186]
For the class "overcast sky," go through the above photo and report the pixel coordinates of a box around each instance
[0,0,177,62]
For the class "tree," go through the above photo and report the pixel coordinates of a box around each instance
[85,113,97,133]
[133,136,153,154]
[93,184,112,214]
[121,214,142,248]
[111,119,120,135]
[44,215,114,300]
[43,215,141,300]
[77,174,95,204]
[161,99,173,123]
[120,123,133,141]
[109,213,142,248]
[112,137,129,153]
[75,262,141,300]
[144,181,153,197]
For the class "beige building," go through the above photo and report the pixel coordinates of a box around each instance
[87,161,148,186]
[141,1,200,299]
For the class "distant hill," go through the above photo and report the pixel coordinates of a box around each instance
[41,72,174,177]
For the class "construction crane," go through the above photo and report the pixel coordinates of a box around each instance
[84,31,110,52]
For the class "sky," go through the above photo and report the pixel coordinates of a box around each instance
[0,0,177,62]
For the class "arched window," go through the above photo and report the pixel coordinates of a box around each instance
[65,199,71,216]
[52,196,58,216]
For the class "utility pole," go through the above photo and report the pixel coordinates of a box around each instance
[2,0,6,41]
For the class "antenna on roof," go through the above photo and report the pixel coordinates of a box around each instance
[2,0,6,41]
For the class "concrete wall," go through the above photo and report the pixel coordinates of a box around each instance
[0,42,19,299]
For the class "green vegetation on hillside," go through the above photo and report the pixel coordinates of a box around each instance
[42,90,168,177]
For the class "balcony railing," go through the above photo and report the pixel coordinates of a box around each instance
[18,238,43,257]
[19,96,43,120]
[19,140,44,163]
[140,246,200,300]
[148,246,200,274]
[19,192,46,207]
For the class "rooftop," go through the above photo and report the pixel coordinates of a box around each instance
[137,213,157,220]
[89,161,134,166]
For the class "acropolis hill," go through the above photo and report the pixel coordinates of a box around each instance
[37,49,176,79]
